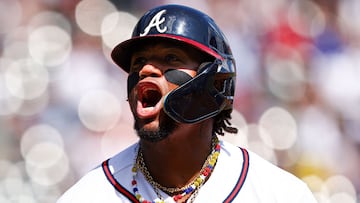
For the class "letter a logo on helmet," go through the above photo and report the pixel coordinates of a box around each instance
[140,9,167,36]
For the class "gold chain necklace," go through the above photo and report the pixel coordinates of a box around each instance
[132,136,220,202]
[137,137,217,194]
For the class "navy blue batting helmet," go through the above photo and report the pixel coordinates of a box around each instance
[111,4,236,123]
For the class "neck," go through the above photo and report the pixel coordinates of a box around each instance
[139,119,214,189]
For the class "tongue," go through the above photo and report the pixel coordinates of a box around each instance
[137,101,159,118]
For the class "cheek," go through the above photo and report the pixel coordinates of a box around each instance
[127,72,140,97]
[181,69,197,77]
[128,89,138,112]
[168,83,178,91]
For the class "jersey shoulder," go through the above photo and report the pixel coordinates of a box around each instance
[57,143,138,203]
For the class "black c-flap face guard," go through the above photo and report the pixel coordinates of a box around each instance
[163,60,227,123]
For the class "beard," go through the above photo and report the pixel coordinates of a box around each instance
[134,112,178,142]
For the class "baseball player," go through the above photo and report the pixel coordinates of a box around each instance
[58,4,317,203]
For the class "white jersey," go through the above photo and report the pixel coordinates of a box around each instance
[57,140,317,203]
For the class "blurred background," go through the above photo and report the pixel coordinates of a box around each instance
[0,0,359,202]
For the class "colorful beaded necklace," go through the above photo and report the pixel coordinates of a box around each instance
[131,136,221,203]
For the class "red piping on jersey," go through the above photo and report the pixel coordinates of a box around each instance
[223,148,250,203]
[102,160,139,203]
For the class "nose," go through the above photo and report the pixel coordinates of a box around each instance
[138,63,163,79]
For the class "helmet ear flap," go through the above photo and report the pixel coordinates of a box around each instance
[163,59,229,123]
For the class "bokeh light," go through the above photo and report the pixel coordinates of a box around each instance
[265,49,307,102]
[20,124,69,186]
[101,11,138,49]
[338,0,360,37]
[324,175,357,200]
[259,107,298,150]
[2,31,30,60]
[2,162,26,199]
[28,11,72,34]
[28,25,72,67]
[25,144,69,186]
[9,195,37,203]
[75,0,117,36]
[246,124,278,164]
[78,90,122,132]
[20,124,64,160]
[288,0,326,38]
[302,174,358,203]
[4,58,49,100]
[329,193,356,203]
[15,92,49,116]
[304,176,330,202]
[0,58,23,116]
[25,143,64,168]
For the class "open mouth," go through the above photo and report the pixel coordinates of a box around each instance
[137,83,162,108]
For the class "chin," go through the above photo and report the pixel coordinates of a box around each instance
[139,120,160,133]
[134,112,178,142]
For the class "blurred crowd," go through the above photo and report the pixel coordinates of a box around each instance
[0,0,359,202]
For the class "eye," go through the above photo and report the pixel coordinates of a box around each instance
[130,56,147,71]
[164,54,180,63]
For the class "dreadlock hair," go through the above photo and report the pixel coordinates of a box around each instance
[213,109,238,136]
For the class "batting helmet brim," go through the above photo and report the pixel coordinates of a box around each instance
[111,34,222,73]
